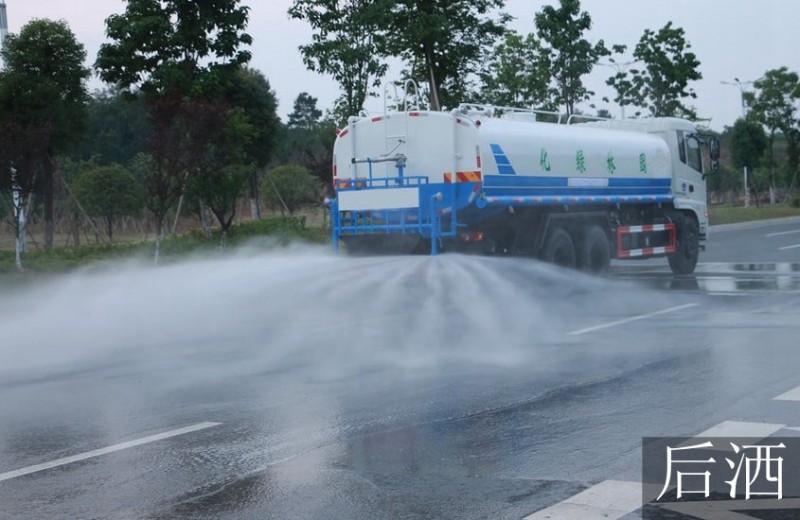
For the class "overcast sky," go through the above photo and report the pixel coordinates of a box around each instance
[5,0,799,131]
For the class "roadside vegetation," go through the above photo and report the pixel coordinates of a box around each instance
[0,216,326,274]
[1,0,798,273]
[709,201,800,226]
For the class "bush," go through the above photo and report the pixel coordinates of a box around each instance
[790,197,800,209]
[261,164,321,215]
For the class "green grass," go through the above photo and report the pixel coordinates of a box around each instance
[708,202,800,226]
[0,216,328,274]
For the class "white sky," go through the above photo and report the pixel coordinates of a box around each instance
[5,0,800,131]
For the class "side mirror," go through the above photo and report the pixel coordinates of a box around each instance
[709,137,720,172]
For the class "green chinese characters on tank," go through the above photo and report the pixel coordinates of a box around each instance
[540,148,551,172]
[576,150,586,174]
[606,152,616,174]
[639,153,647,174]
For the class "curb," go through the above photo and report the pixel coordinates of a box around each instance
[710,215,800,233]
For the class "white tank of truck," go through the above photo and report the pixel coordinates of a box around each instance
[331,104,719,275]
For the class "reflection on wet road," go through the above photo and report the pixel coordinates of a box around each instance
[612,263,800,294]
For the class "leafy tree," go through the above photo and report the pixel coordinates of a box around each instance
[273,118,338,187]
[479,31,553,109]
[261,164,321,215]
[96,0,253,261]
[0,19,90,256]
[288,92,323,129]
[386,0,509,111]
[76,89,152,166]
[729,118,768,201]
[534,0,609,116]
[224,68,279,219]
[72,164,146,242]
[185,103,255,246]
[729,118,767,172]
[606,22,701,119]
[289,0,388,122]
[744,67,800,201]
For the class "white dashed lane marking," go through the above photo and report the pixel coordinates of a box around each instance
[775,385,800,401]
[567,303,698,336]
[765,229,800,237]
[0,422,222,483]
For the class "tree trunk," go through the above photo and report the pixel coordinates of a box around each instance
[172,193,185,234]
[219,228,228,251]
[154,215,164,265]
[14,212,24,272]
[13,194,28,272]
[72,210,80,247]
[249,172,261,220]
[200,203,212,240]
[43,156,55,249]
[424,44,441,111]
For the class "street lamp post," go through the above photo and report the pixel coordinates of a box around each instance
[721,78,754,207]
[599,59,637,119]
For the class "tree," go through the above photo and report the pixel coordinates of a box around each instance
[273,118,338,187]
[288,92,323,129]
[261,164,321,216]
[0,19,90,256]
[224,68,279,219]
[606,22,702,119]
[386,0,509,111]
[96,0,253,262]
[729,118,767,201]
[185,102,255,247]
[729,119,767,173]
[479,31,553,109]
[289,0,388,122]
[72,164,146,242]
[744,67,800,201]
[76,89,152,166]
[534,0,609,116]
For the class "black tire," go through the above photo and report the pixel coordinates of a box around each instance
[577,225,611,273]
[541,227,577,268]
[668,214,699,275]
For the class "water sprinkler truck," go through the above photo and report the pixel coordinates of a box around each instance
[329,92,719,275]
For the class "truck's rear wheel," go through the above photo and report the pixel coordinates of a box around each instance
[668,214,699,275]
[578,225,611,273]
[541,227,576,268]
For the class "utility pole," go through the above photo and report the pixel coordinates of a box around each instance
[721,78,754,207]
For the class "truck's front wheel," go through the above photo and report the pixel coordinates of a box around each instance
[541,227,577,268]
[668,214,699,275]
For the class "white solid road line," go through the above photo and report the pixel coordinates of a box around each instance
[765,229,800,237]
[567,303,699,336]
[778,243,800,250]
[523,480,641,520]
[0,422,222,483]
[775,385,800,401]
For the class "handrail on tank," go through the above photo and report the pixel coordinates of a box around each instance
[383,79,427,115]
[457,103,566,124]
[565,113,613,126]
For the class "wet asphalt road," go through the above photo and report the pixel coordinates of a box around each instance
[0,218,799,519]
